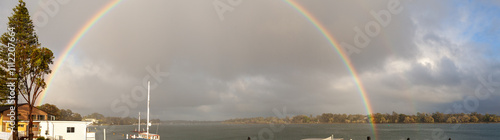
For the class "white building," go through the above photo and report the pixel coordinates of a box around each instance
[39,121,95,140]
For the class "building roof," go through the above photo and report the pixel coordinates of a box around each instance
[0,103,29,112]
[40,121,92,124]
[0,103,55,115]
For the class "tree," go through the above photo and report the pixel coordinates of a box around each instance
[460,115,471,123]
[391,112,399,123]
[0,70,9,104]
[417,112,425,123]
[72,113,82,121]
[484,114,496,122]
[1,1,54,139]
[432,112,445,123]
[38,103,60,119]
[60,109,84,121]
[373,113,383,123]
[319,113,333,123]
[380,117,388,123]
[446,117,458,123]
[85,112,105,120]
[470,116,479,123]
[424,116,434,123]
[292,115,309,123]
[403,116,415,123]
[398,114,407,123]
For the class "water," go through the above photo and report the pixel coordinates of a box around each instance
[90,123,500,140]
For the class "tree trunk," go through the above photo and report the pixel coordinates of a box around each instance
[28,104,34,139]
[13,92,18,140]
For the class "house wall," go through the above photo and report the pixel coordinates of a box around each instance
[0,113,2,132]
[39,121,90,140]
[0,104,51,134]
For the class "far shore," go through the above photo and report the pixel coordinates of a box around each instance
[88,122,500,126]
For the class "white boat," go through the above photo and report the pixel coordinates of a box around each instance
[302,135,344,140]
[130,133,160,140]
[129,81,160,140]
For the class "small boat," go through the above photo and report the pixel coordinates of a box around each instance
[130,132,160,140]
[128,81,160,140]
[302,135,344,140]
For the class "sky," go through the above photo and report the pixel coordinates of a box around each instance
[0,0,499,121]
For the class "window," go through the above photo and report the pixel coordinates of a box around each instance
[38,115,45,120]
[67,127,75,133]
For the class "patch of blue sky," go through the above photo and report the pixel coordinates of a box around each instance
[473,2,500,60]
[468,2,500,44]
[452,0,500,60]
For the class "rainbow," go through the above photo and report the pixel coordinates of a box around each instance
[283,0,377,138]
[37,0,377,137]
[37,0,125,106]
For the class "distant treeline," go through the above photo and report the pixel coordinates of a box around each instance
[84,112,161,125]
[37,103,83,121]
[224,112,500,124]
[161,120,222,125]
[37,103,160,125]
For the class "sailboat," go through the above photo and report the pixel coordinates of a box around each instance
[133,112,145,133]
[130,81,161,140]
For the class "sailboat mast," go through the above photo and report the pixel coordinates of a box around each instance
[147,81,150,139]
[138,112,141,132]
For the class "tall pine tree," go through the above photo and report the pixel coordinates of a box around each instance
[1,1,54,139]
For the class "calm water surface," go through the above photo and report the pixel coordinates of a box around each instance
[90,123,500,140]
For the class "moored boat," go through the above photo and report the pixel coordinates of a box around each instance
[128,81,160,140]
[302,135,344,140]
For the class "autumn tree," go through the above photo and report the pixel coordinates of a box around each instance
[424,116,434,123]
[403,116,416,123]
[446,116,458,123]
[460,114,471,123]
[470,116,479,123]
[0,1,55,139]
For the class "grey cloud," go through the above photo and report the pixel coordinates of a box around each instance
[0,0,499,120]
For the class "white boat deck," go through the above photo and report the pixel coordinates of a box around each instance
[302,135,344,140]
[302,138,344,140]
